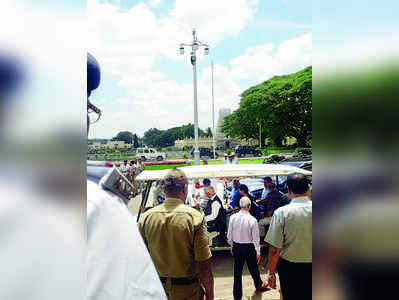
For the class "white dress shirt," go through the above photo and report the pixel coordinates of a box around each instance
[227,210,261,255]
[87,180,167,300]
[119,164,130,173]
[205,194,222,222]
[261,187,269,200]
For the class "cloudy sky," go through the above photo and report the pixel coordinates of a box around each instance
[88,0,312,138]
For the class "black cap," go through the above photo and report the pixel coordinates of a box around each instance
[0,51,23,99]
[87,52,101,97]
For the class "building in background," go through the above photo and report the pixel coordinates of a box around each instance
[174,137,214,149]
[215,108,240,148]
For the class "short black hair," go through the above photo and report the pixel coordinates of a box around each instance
[263,176,272,182]
[239,184,249,194]
[287,173,309,194]
[203,178,211,185]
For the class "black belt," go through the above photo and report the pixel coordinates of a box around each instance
[159,276,199,285]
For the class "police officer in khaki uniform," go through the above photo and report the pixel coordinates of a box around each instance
[138,168,215,300]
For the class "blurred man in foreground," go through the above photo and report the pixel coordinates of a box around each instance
[86,53,166,300]
[265,173,312,300]
[138,168,214,300]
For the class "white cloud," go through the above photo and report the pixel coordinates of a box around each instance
[88,0,311,137]
[148,0,162,7]
[230,33,312,82]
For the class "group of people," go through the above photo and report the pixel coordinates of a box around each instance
[222,152,239,164]
[119,158,145,196]
[144,173,312,300]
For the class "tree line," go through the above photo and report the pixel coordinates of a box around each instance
[89,123,213,148]
[222,66,312,147]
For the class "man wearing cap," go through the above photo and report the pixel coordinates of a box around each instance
[138,168,214,300]
[86,53,166,300]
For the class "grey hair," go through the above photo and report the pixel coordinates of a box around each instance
[240,197,251,208]
[204,185,215,194]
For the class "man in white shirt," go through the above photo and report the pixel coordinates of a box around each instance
[87,53,166,300]
[227,197,268,299]
[222,153,229,164]
[204,186,225,245]
[231,153,239,164]
[120,160,130,174]
[265,173,312,300]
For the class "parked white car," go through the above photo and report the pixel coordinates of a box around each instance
[136,147,167,161]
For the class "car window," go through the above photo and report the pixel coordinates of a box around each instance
[138,149,142,153]
[145,149,149,153]
[150,150,154,153]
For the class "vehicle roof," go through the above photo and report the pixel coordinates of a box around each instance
[135,163,312,181]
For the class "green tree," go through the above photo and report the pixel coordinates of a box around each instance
[205,127,213,137]
[132,134,140,148]
[112,131,133,144]
[143,128,163,146]
[222,66,312,146]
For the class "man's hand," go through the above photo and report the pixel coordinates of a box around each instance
[257,254,261,264]
[230,247,233,257]
[267,273,276,289]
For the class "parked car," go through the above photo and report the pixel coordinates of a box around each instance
[234,145,262,158]
[190,147,219,159]
[136,147,166,161]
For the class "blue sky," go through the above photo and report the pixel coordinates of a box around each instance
[88,0,312,138]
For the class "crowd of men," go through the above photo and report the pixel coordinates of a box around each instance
[119,158,145,197]
[143,171,312,300]
[222,152,239,164]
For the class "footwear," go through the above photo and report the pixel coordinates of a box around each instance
[255,281,270,292]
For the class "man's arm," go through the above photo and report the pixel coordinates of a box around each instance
[251,220,261,263]
[227,216,234,247]
[205,201,221,222]
[195,259,214,300]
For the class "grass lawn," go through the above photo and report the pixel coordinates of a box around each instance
[144,163,187,170]
[142,158,265,171]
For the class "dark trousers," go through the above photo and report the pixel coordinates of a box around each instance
[277,257,312,300]
[232,242,263,300]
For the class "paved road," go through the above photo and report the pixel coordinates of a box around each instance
[128,195,280,300]
[211,250,281,300]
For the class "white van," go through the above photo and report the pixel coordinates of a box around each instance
[136,147,166,161]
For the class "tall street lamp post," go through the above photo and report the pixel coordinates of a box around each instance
[179,29,209,165]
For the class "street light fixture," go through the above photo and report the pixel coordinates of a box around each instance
[179,29,210,165]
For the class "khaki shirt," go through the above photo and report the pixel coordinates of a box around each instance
[265,196,312,263]
[138,198,212,278]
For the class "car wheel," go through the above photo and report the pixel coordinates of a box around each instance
[157,156,163,161]
[141,156,146,161]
